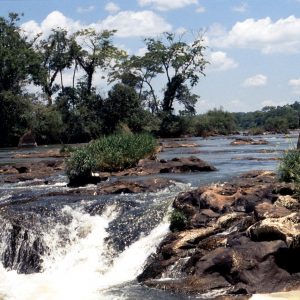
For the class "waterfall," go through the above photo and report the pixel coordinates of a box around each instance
[0,204,169,300]
[0,182,189,300]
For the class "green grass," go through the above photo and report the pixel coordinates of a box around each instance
[278,149,300,183]
[66,133,157,182]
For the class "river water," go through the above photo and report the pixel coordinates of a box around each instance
[0,134,297,300]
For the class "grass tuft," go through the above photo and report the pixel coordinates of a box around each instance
[66,133,157,182]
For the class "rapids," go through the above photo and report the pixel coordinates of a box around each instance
[0,134,298,299]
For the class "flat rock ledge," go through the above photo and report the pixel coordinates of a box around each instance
[138,171,300,299]
[0,160,65,184]
[69,156,216,187]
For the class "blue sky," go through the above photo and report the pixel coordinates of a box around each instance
[1,0,300,113]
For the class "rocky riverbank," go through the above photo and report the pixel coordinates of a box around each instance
[138,170,300,299]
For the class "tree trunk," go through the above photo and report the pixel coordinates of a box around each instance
[87,71,93,94]
[162,75,184,113]
[297,132,300,149]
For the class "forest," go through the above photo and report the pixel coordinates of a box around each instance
[1,13,299,147]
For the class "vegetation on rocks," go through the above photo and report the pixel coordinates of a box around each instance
[279,149,300,184]
[169,209,188,232]
[66,133,157,182]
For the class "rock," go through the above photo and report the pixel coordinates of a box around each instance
[163,142,200,149]
[230,138,268,146]
[0,160,64,184]
[247,213,300,247]
[12,149,68,159]
[97,178,174,194]
[71,156,216,186]
[138,171,300,297]
[18,131,37,148]
[275,195,300,210]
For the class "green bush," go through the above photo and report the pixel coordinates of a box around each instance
[66,133,157,181]
[169,209,188,232]
[66,148,96,182]
[279,149,300,183]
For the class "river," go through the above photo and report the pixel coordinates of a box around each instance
[0,134,297,300]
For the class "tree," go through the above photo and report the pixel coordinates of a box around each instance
[110,54,162,114]
[102,83,143,133]
[144,32,207,114]
[0,13,41,93]
[0,13,41,146]
[38,28,74,105]
[73,29,124,94]
[55,82,103,143]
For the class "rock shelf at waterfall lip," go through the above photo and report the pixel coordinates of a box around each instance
[0,160,65,184]
[138,170,300,298]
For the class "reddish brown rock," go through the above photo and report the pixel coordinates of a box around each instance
[138,171,300,298]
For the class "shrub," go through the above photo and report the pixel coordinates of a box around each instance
[60,144,75,155]
[279,149,300,183]
[169,209,188,232]
[66,133,157,182]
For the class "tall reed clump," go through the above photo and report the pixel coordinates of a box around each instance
[278,148,300,183]
[66,133,157,183]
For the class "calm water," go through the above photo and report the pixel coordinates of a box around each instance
[0,133,297,300]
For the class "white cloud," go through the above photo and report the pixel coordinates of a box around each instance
[21,11,82,40]
[21,10,172,39]
[209,15,300,54]
[289,78,300,94]
[77,5,95,13]
[105,2,120,14]
[196,5,205,13]
[138,0,198,11]
[175,27,187,35]
[242,74,268,87]
[232,3,248,13]
[98,10,172,37]
[207,51,238,72]
[261,99,286,107]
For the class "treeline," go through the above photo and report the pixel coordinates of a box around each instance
[178,103,300,137]
[1,13,298,148]
[0,13,207,147]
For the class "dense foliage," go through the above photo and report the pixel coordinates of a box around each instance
[0,13,209,146]
[66,133,157,181]
[1,13,300,147]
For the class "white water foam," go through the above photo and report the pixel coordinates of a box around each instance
[0,204,170,300]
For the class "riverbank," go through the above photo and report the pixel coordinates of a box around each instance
[138,170,300,298]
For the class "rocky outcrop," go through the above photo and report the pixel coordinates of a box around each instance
[0,160,64,184]
[69,156,216,187]
[138,171,300,298]
[230,138,268,146]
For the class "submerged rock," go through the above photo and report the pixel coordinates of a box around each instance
[138,171,300,297]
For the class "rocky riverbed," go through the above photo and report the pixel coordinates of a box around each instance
[138,170,300,298]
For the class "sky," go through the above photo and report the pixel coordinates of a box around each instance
[1,0,300,113]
